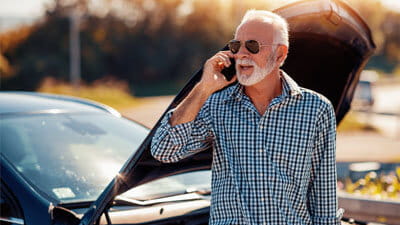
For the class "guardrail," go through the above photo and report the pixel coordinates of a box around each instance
[353,109,400,117]
[339,194,400,225]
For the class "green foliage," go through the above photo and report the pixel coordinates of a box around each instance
[338,168,400,201]
[1,16,70,90]
[1,0,399,95]
[1,0,240,95]
[347,0,400,71]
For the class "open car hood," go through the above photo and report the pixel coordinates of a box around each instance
[79,0,375,223]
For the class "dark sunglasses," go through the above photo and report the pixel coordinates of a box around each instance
[228,39,275,54]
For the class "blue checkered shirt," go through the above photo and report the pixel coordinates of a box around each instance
[151,71,339,225]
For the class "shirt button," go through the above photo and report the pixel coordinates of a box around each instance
[259,149,264,153]
[261,197,265,201]
[260,173,264,176]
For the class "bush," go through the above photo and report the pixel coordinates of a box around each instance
[37,77,139,110]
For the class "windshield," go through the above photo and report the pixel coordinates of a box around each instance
[0,112,148,203]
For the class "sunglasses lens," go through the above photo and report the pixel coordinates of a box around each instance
[245,40,260,54]
[229,40,240,54]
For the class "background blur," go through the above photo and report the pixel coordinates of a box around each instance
[0,0,399,220]
[1,0,399,96]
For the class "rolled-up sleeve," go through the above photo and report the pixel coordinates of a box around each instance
[151,99,214,163]
[307,102,340,225]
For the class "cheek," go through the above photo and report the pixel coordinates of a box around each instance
[254,55,267,68]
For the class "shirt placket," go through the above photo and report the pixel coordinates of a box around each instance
[235,90,294,224]
[259,96,292,224]
[256,109,270,225]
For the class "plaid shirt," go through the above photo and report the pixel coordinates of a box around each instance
[151,71,339,225]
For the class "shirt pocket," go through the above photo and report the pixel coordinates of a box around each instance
[270,145,309,184]
[266,172,311,225]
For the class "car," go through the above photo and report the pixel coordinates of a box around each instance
[0,0,376,224]
[353,80,374,108]
[0,92,214,224]
[352,70,379,111]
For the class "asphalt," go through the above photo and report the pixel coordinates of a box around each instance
[122,95,400,163]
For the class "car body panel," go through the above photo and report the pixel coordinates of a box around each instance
[80,0,375,224]
[1,156,53,225]
[277,0,375,123]
[0,92,149,224]
[0,92,121,117]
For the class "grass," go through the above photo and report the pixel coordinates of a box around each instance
[37,77,140,110]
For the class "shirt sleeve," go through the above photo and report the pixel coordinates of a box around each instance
[150,98,214,163]
[307,102,340,225]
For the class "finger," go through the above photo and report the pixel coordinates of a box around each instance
[216,54,231,67]
[219,54,232,66]
[221,50,235,58]
[214,72,226,81]
[215,55,230,68]
[217,51,232,60]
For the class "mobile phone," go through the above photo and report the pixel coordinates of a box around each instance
[221,58,236,81]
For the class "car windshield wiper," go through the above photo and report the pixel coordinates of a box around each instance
[114,190,210,207]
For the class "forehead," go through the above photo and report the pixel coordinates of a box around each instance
[235,20,274,43]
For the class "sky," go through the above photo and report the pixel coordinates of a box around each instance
[0,0,54,17]
[0,0,399,31]
[1,0,400,17]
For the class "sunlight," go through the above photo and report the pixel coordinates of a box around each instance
[381,0,400,11]
[1,0,399,19]
[177,0,194,17]
[96,160,122,181]
[69,144,122,182]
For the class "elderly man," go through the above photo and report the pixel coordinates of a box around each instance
[151,10,339,225]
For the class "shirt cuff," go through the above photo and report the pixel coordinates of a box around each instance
[159,109,195,146]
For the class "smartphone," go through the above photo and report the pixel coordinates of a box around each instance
[221,58,236,81]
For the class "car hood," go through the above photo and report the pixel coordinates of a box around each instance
[79,0,375,223]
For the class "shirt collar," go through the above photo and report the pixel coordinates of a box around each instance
[280,70,303,97]
[225,82,244,102]
[224,70,303,103]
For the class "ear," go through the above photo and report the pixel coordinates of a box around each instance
[275,45,288,65]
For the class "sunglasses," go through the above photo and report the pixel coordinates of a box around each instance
[228,39,276,54]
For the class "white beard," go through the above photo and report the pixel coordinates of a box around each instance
[236,53,277,86]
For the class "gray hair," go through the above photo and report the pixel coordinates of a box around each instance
[236,10,289,48]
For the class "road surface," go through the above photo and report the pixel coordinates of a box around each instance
[121,83,400,162]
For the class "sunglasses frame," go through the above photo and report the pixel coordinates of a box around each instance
[228,39,277,54]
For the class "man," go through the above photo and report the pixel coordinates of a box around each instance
[151,10,339,225]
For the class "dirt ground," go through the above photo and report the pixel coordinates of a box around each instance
[121,95,400,163]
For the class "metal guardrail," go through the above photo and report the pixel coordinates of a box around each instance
[353,109,400,117]
[339,195,400,225]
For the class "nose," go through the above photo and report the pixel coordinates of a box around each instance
[234,44,250,60]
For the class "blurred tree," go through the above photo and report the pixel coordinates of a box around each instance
[348,0,400,73]
[0,0,399,94]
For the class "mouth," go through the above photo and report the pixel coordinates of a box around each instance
[239,65,254,72]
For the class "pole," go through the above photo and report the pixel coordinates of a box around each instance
[69,10,81,90]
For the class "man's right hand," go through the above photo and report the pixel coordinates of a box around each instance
[169,51,237,126]
[198,51,237,96]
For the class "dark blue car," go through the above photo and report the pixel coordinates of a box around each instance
[1,92,213,224]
